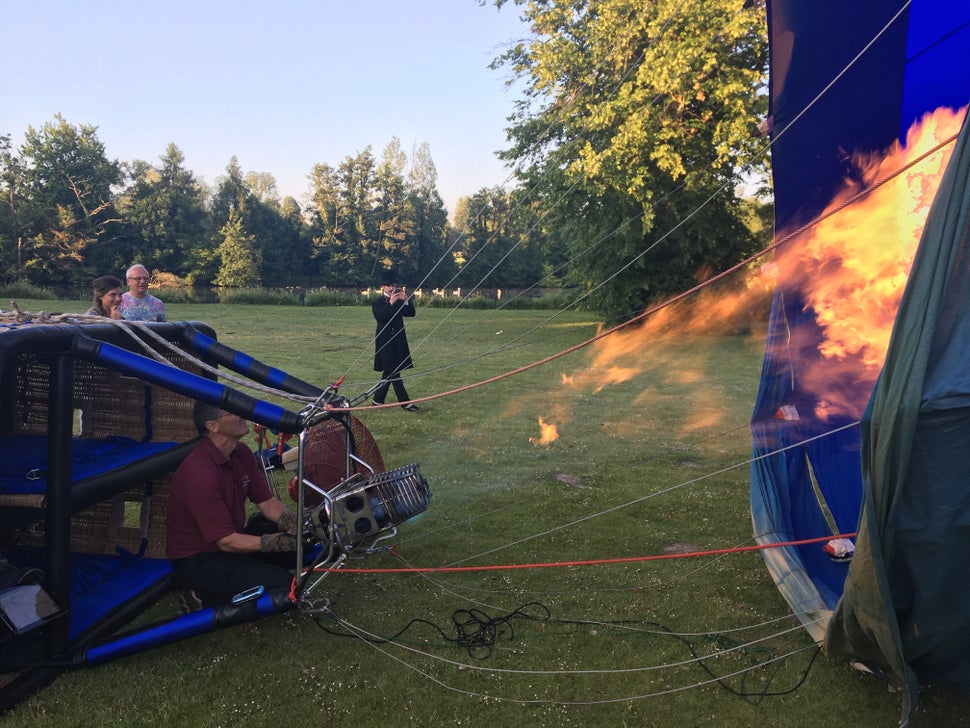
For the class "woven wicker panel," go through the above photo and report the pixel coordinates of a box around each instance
[0,493,43,508]
[8,350,205,444]
[10,357,148,438]
[3,341,205,559]
[142,474,171,559]
[20,474,173,559]
[145,348,204,442]
[3,334,272,560]
[75,364,150,440]
[147,384,197,443]
[10,353,50,434]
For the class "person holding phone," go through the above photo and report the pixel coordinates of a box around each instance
[371,268,419,411]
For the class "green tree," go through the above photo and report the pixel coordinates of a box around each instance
[504,188,554,288]
[493,0,768,320]
[308,140,451,289]
[214,206,261,287]
[308,147,376,286]
[201,157,255,284]
[113,143,209,278]
[0,134,26,276]
[250,193,313,287]
[407,142,451,287]
[452,186,549,290]
[371,137,414,280]
[16,115,122,283]
[207,160,313,287]
[278,196,315,286]
[307,161,341,281]
[210,156,249,225]
[244,171,278,204]
[452,186,514,287]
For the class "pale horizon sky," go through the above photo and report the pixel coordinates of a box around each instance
[0,1,530,216]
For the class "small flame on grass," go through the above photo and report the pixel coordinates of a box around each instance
[530,417,559,446]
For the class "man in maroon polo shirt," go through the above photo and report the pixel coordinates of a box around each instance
[167,400,300,610]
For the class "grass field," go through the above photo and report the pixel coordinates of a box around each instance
[4,299,969,727]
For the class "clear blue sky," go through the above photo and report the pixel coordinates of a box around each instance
[0,0,529,215]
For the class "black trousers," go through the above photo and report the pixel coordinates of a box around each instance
[170,515,294,606]
[373,369,411,404]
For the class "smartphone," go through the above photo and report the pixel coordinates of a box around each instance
[230,584,265,605]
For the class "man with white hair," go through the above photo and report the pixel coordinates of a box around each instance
[121,263,167,321]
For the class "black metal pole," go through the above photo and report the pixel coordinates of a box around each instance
[44,352,73,658]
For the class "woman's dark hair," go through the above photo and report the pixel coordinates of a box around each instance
[91,275,123,315]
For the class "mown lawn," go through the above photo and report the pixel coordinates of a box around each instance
[4,299,968,727]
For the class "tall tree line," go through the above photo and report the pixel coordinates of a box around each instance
[0,119,492,290]
[2,0,773,311]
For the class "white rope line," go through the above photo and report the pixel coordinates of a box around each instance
[340,1,911,404]
[390,534,756,602]
[120,318,316,404]
[383,416,856,610]
[1,308,317,407]
[337,1,731,382]
[576,612,825,640]
[327,610,815,677]
[427,422,859,571]
[414,4,723,327]
[324,612,820,706]
[363,419,853,627]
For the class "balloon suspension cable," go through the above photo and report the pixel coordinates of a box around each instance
[348,378,390,408]
[298,375,348,429]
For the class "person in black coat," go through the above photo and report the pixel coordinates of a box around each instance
[372,269,419,411]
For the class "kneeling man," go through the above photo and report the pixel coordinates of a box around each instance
[167,400,300,609]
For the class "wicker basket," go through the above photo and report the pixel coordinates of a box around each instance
[3,342,202,557]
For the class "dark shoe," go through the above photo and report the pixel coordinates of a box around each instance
[178,588,203,614]
[402,403,419,412]
[372,397,385,406]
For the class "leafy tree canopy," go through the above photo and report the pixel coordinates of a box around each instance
[0,0,773,316]
[492,0,769,320]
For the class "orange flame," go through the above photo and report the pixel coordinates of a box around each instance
[530,416,559,446]
[564,105,966,423]
[772,105,965,418]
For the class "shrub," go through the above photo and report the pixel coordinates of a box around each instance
[304,288,365,307]
[152,287,193,304]
[421,293,492,309]
[0,279,59,300]
[217,288,302,305]
[502,289,578,311]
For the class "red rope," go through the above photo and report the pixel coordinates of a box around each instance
[311,532,857,574]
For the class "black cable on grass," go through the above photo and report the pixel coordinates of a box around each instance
[668,626,822,705]
[311,602,551,659]
[312,601,821,705]
[554,615,824,706]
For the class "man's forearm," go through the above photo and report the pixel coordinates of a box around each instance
[216,532,263,553]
